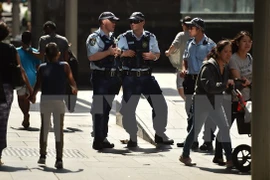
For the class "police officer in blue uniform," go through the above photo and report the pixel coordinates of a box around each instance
[117,12,174,147]
[86,12,122,150]
[178,17,217,150]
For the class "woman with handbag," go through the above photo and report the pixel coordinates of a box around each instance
[0,22,30,165]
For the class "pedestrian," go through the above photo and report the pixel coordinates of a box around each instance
[117,12,174,147]
[177,17,216,151]
[16,31,41,129]
[86,12,122,150]
[165,16,191,100]
[38,21,69,62]
[30,42,77,169]
[213,31,253,165]
[179,39,234,168]
[0,22,29,166]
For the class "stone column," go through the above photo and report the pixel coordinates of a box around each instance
[65,0,78,57]
[11,0,20,38]
[252,0,270,179]
[31,0,44,48]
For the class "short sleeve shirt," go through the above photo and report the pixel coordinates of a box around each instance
[38,33,69,61]
[229,53,253,101]
[183,34,216,74]
[85,28,115,70]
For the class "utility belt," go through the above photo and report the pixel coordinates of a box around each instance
[92,69,119,77]
[185,74,198,80]
[183,74,198,94]
[122,70,152,77]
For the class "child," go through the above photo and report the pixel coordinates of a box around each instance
[30,42,77,169]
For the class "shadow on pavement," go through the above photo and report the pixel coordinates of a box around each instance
[33,165,84,173]
[0,165,29,172]
[10,126,40,131]
[10,126,83,133]
[198,166,251,175]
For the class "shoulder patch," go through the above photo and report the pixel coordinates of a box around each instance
[89,37,97,46]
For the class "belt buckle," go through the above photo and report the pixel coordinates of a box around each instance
[110,71,115,77]
[136,71,141,77]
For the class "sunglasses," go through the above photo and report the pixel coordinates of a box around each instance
[130,19,143,24]
[108,18,117,23]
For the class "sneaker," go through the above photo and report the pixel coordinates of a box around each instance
[55,160,63,169]
[179,155,196,166]
[226,160,234,169]
[212,157,226,166]
[154,134,174,145]
[127,139,138,148]
[191,142,199,151]
[199,142,213,151]
[176,142,185,147]
[92,140,103,150]
[102,139,114,149]
[37,156,46,164]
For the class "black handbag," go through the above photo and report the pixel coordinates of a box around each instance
[9,44,25,89]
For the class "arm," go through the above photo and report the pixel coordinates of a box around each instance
[166,33,182,56]
[143,34,160,61]
[30,66,41,103]
[200,65,227,94]
[16,53,32,94]
[64,63,78,95]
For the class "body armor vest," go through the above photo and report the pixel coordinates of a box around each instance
[122,30,152,69]
[92,32,115,69]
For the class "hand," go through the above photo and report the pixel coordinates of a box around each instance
[121,50,136,57]
[71,87,78,95]
[180,70,187,78]
[142,52,156,61]
[165,50,170,57]
[226,79,234,88]
[241,77,250,87]
[29,95,36,104]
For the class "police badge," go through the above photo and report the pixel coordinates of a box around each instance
[142,41,148,48]
[90,37,96,46]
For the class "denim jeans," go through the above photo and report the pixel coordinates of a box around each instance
[182,95,232,161]
[91,74,121,141]
[120,75,167,141]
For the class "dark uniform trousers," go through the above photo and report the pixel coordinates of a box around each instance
[91,72,121,142]
[120,74,167,141]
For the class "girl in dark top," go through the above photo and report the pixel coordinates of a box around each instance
[30,42,77,169]
[0,22,30,166]
[179,39,235,168]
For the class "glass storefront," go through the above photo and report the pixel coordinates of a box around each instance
[180,0,254,13]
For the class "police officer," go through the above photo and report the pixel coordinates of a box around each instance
[117,12,174,147]
[86,12,122,150]
[179,17,216,151]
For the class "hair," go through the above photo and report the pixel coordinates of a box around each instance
[45,42,59,61]
[22,31,31,45]
[182,16,192,25]
[0,22,10,41]
[206,39,232,60]
[231,31,252,53]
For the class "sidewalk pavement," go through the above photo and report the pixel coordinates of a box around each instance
[0,73,251,180]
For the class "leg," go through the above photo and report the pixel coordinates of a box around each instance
[0,84,13,163]
[176,72,185,100]
[182,96,209,158]
[142,76,173,144]
[200,118,216,151]
[17,87,30,128]
[120,76,141,142]
[52,101,65,161]
[210,105,232,162]
[39,101,52,158]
